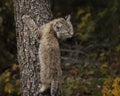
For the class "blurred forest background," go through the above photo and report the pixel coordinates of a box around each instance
[0,0,120,96]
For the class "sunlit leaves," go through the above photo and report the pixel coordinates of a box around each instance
[76,9,95,41]
[112,78,120,96]
[102,77,120,96]
[4,83,14,94]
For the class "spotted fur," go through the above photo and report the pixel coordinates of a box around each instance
[22,15,74,96]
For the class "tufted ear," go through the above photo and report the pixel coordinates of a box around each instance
[53,22,63,32]
[66,15,74,37]
[65,14,71,22]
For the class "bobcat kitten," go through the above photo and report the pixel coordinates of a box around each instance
[22,15,74,96]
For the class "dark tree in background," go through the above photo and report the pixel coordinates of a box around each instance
[13,0,53,95]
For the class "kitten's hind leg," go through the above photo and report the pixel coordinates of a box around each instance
[51,80,61,96]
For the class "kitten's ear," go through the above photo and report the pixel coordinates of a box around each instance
[53,22,63,32]
[65,14,71,22]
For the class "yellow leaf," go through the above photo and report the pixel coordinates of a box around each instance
[4,83,14,94]
[16,79,20,85]
[77,9,85,16]
[100,63,108,69]
[12,64,18,71]
[4,70,11,78]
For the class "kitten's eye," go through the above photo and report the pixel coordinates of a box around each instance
[54,22,63,31]
[56,25,61,30]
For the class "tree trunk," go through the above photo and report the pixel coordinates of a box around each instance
[13,0,53,96]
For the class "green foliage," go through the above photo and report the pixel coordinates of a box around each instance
[61,65,103,96]
[0,64,20,96]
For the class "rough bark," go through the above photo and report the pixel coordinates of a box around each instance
[13,0,53,96]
